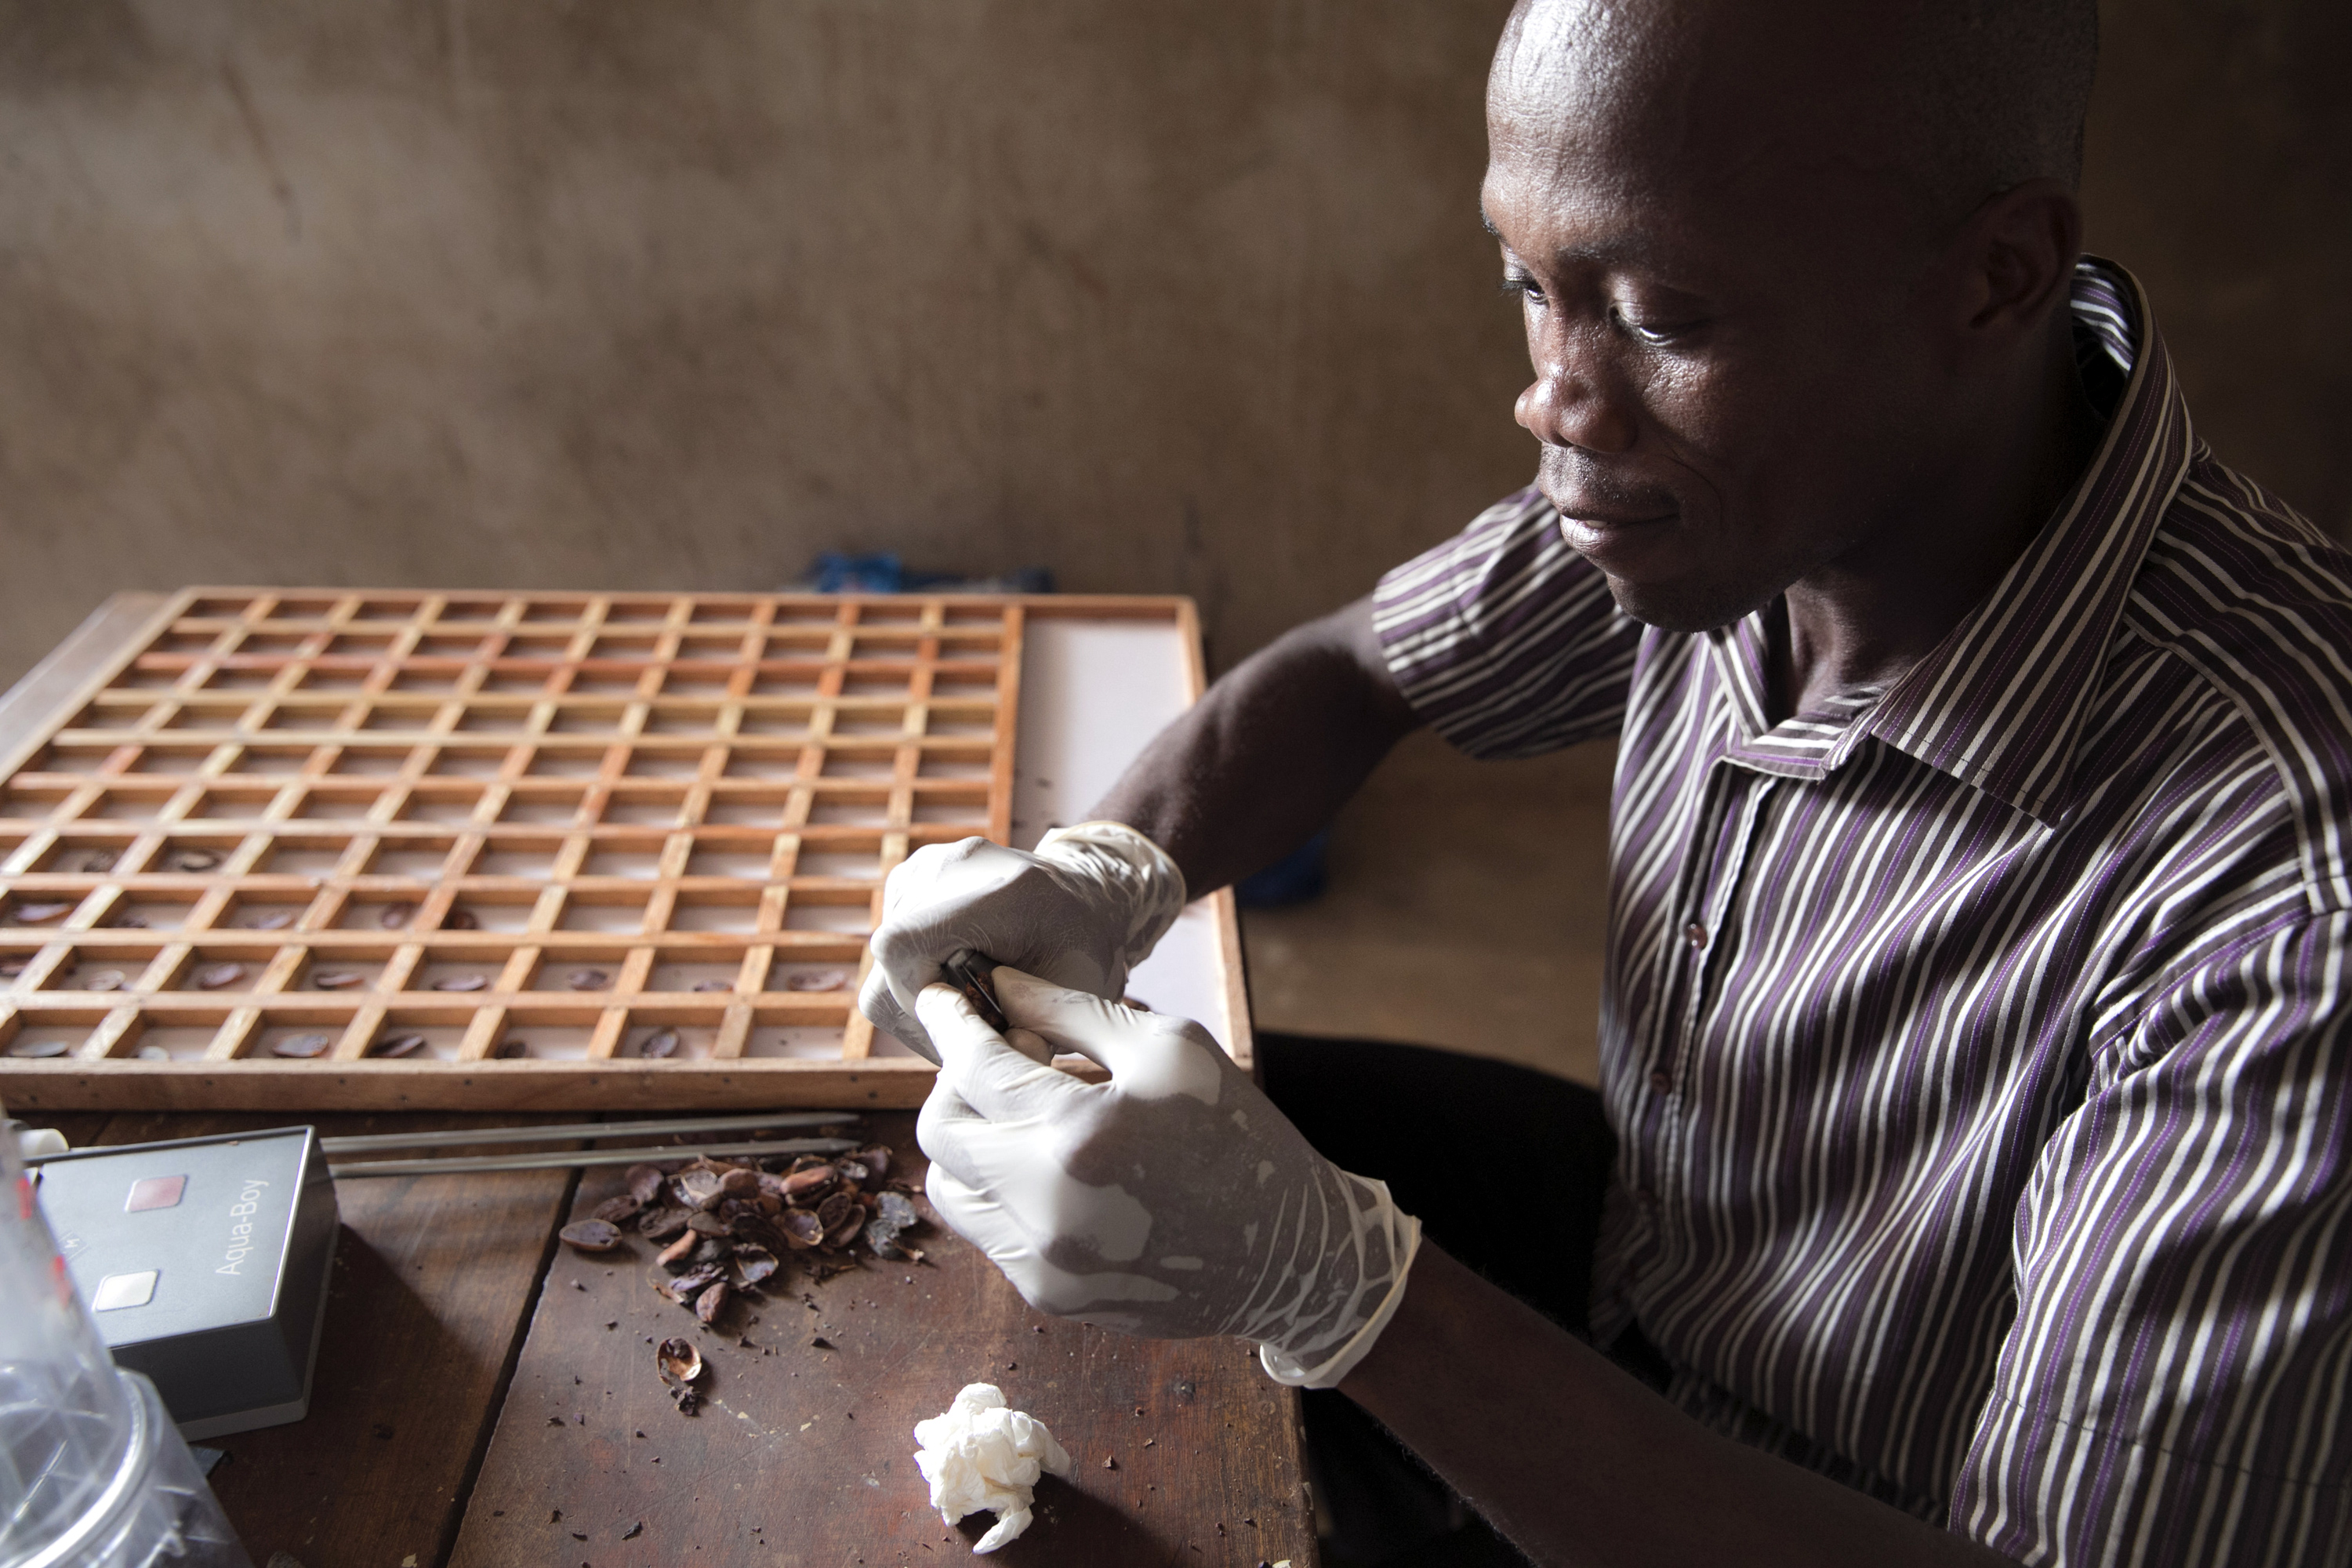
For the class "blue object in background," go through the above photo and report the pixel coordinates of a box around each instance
[807,550,1055,596]
[1236,826,1332,909]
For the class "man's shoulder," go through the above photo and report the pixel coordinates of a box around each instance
[2122,451,2352,908]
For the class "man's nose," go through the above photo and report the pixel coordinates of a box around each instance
[1515,337,1637,455]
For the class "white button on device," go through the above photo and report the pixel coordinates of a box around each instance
[91,1270,158,1312]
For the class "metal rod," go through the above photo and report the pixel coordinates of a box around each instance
[327,1137,859,1178]
[318,1112,859,1156]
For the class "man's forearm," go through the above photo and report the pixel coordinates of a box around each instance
[1342,1244,2011,1568]
[1089,594,1419,895]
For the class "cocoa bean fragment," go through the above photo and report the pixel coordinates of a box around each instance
[780,1164,836,1201]
[664,1264,723,1304]
[779,1209,825,1249]
[875,1190,919,1229]
[783,967,847,992]
[591,1194,642,1224]
[730,1244,781,1287]
[9,1038,70,1058]
[675,1168,725,1210]
[686,1210,730,1237]
[377,905,411,930]
[626,1163,666,1207]
[815,1191,855,1235]
[370,1033,428,1059]
[834,1158,869,1189]
[694,1280,731,1325]
[656,1232,700,1269]
[312,971,365,990]
[441,909,480,931]
[112,916,148,929]
[691,978,733,992]
[568,968,612,991]
[9,901,73,924]
[194,963,247,990]
[718,1167,760,1199]
[430,975,489,992]
[637,1027,680,1060]
[272,1033,334,1058]
[853,1145,892,1183]
[559,1219,625,1253]
[637,1205,691,1240]
[172,851,222,872]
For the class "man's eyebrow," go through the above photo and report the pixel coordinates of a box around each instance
[1479,208,1503,241]
[1477,211,1680,275]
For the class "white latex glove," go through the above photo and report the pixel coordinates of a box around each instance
[915,967,1421,1389]
[859,822,1186,1062]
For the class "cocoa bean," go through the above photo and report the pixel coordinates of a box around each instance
[559,1219,624,1253]
[271,1033,334,1058]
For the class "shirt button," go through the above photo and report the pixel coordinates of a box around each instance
[1649,1069,1672,1095]
[1683,922,1708,949]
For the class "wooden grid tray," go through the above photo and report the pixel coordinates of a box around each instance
[0,587,1181,1111]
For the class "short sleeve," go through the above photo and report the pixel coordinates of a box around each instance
[1370,485,1642,760]
[1951,913,2352,1566]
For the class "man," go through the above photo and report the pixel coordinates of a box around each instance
[862,1,2352,1562]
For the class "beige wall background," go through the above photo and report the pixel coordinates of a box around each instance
[2,0,2347,695]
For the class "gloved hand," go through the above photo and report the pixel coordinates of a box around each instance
[858,822,1187,1062]
[915,967,1421,1389]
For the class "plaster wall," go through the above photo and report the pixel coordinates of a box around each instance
[1,0,2345,701]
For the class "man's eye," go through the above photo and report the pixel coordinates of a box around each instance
[1610,306,1690,347]
[1500,274,1546,306]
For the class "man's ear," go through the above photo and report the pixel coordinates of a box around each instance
[1952,176,2083,347]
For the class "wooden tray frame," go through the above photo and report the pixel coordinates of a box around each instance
[0,588,1244,1110]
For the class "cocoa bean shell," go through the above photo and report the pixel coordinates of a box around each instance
[626,1163,667,1207]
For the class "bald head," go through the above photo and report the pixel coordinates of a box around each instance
[1494,0,2098,233]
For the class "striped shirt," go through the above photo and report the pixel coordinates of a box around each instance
[1371,261,2352,1566]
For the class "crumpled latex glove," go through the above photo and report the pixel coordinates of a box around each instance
[858,822,1186,1062]
[915,967,1421,1388]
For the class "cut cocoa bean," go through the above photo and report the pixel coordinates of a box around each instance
[172,850,223,872]
[691,978,733,992]
[312,971,365,990]
[637,1027,680,1060]
[568,968,612,991]
[111,916,147,929]
[637,1205,691,1240]
[9,1038,70,1058]
[83,971,125,993]
[441,909,480,931]
[0,958,27,978]
[369,1033,428,1059]
[783,967,848,993]
[79,851,117,873]
[430,975,489,992]
[656,1337,703,1386]
[246,910,296,931]
[271,1033,334,1058]
[378,905,411,930]
[591,1193,643,1224]
[694,1280,732,1325]
[665,1264,724,1304]
[9,901,73,924]
[779,1209,826,1249]
[136,1044,169,1061]
[559,1219,625,1253]
[494,1038,529,1058]
[194,963,247,990]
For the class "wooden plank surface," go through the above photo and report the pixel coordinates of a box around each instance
[451,1111,1318,1568]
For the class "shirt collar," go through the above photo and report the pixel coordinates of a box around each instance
[1710,259,2194,826]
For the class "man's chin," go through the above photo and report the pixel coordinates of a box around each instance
[1600,570,1776,637]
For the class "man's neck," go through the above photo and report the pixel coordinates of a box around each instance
[1767,321,2108,723]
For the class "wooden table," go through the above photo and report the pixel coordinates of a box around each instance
[6,598,1317,1568]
